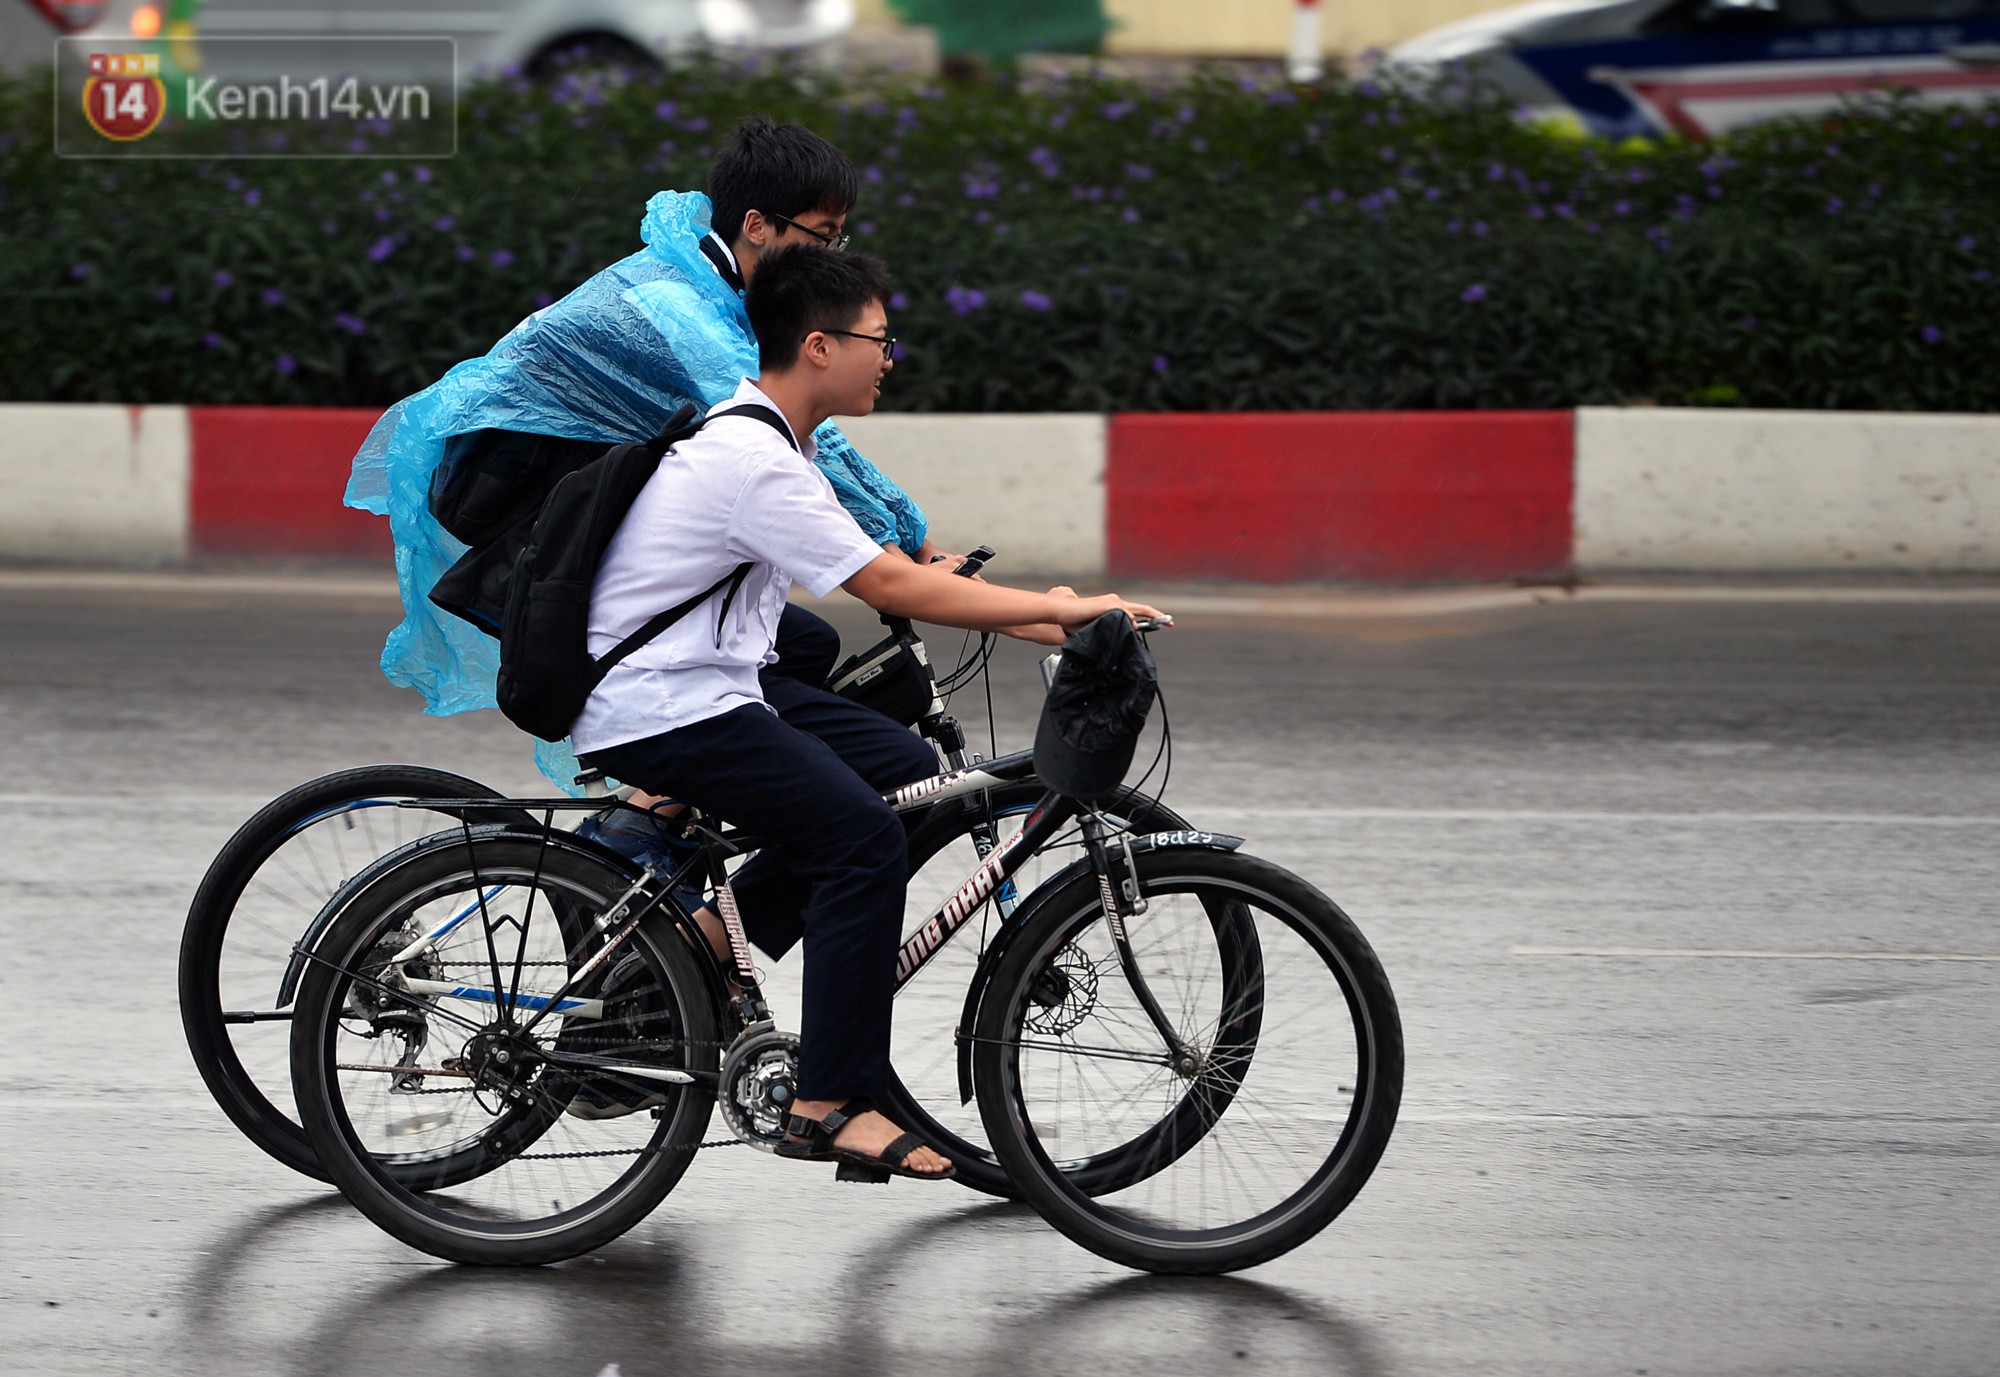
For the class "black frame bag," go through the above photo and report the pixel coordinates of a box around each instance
[829,623,938,727]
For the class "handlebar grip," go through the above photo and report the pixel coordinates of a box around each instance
[952,544,997,578]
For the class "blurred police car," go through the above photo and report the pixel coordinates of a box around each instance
[1378,0,2000,139]
[11,0,854,76]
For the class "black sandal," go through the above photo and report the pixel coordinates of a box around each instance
[774,1098,956,1183]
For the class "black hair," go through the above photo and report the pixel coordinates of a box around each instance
[707,115,859,249]
[747,245,893,373]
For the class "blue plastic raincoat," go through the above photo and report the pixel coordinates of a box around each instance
[345,190,927,787]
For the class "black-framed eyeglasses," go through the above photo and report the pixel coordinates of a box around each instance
[767,211,851,252]
[819,328,897,360]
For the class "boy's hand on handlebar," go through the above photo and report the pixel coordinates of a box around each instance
[1052,594,1169,629]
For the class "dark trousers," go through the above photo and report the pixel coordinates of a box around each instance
[583,607,937,1101]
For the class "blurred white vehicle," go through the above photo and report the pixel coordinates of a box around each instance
[7,0,855,77]
[1376,0,2000,139]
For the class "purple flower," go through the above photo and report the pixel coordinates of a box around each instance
[1555,203,1574,218]
[243,189,261,207]
[1647,227,1673,250]
[1101,99,1137,121]
[1019,289,1053,312]
[1825,196,1844,215]
[225,175,243,192]
[490,249,515,268]
[1976,269,1993,283]
[1958,235,1977,251]
[896,192,916,208]
[367,235,397,263]
[261,287,285,307]
[1487,162,1505,181]
[1613,199,1633,216]
[275,353,297,376]
[413,165,433,184]
[1150,355,1170,376]
[533,291,553,309]
[456,245,476,262]
[70,262,90,280]
[889,292,909,312]
[213,270,234,288]
[380,169,398,185]
[1125,162,1155,182]
[856,221,876,236]
[683,115,709,133]
[154,285,173,302]
[1920,325,1942,344]
[333,312,367,335]
[945,286,986,316]
[202,331,226,349]
[1472,220,1489,237]
[863,166,883,184]
[963,178,1000,199]
[322,220,339,235]
[1121,207,1141,224]
[1461,283,1488,303]
[654,99,677,120]
[1528,205,1546,220]
[1446,219,1461,233]
[433,215,455,232]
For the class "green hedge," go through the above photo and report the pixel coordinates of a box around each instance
[2,61,1994,412]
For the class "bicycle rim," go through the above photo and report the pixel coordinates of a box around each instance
[178,766,523,1180]
[885,784,1189,1196]
[292,835,716,1264]
[976,851,1402,1274]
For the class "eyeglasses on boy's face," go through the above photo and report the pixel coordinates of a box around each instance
[817,328,897,361]
[767,211,851,252]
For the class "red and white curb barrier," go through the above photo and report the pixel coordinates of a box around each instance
[4,403,1997,578]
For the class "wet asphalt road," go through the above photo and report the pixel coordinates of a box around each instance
[2,573,1997,1377]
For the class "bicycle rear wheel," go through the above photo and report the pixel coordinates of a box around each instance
[973,848,1402,1275]
[290,832,718,1265]
[178,766,528,1180]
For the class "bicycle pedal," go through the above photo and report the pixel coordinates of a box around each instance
[834,1160,891,1184]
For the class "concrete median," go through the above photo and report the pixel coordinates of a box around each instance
[3,403,1997,580]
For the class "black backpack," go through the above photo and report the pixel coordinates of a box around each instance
[430,401,795,742]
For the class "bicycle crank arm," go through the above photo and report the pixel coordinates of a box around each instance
[397,977,605,1020]
[538,1049,706,1088]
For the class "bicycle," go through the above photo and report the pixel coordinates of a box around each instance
[178,547,1190,1195]
[285,616,1404,1275]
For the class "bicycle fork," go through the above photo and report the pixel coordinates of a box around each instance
[1079,811,1196,1074]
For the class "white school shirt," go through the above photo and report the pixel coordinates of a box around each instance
[569,379,885,753]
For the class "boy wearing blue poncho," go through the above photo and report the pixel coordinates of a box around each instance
[344,118,968,800]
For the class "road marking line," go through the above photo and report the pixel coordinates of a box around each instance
[7,568,2000,613]
[1514,946,2000,963]
[1206,807,2000,827]
[0,569,399,598]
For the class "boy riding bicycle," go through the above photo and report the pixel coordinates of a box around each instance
[573,246,1164,1181]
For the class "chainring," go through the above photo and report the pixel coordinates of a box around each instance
[718,1021,802,1152]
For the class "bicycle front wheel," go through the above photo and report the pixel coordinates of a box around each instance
[972,848,1402,1275]
[290,832,718,1265]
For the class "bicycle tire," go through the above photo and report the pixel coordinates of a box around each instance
[880,782,1195,1198]
[973,848,1402,1275]
[291,833,719,1265]
[178,765,530,1181]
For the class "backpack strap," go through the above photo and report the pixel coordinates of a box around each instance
[590,561,755,689]
[585,401,797,684]
[701,402,799,453]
